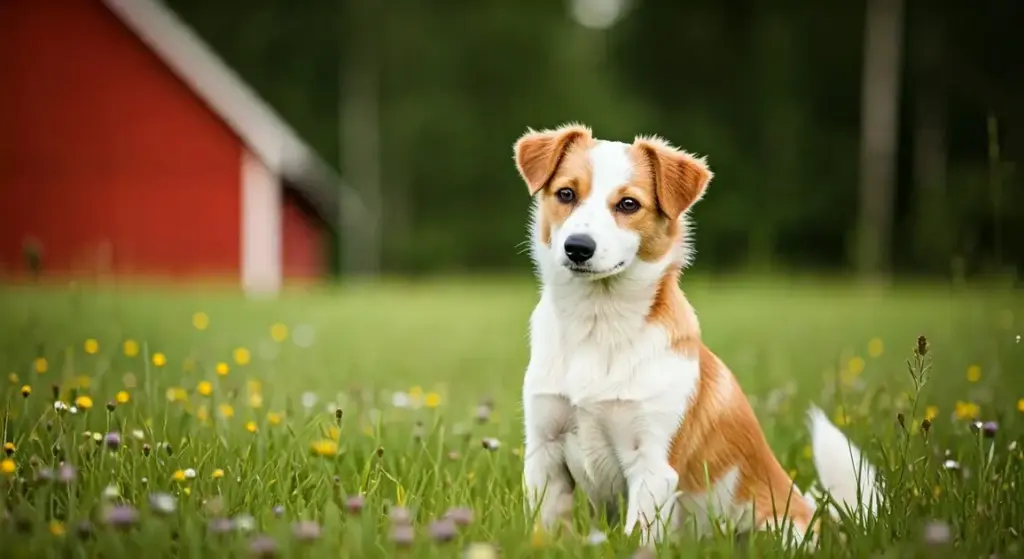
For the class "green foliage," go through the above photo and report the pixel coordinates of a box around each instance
[0,279,1022,556]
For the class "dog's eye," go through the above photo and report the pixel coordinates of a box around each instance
[555,188,576,204]
[616,197,640,214]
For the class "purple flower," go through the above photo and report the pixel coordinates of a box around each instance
[102,505,139,529]
[983,421,999,439]
[208,518,234,535]
[390,524,415,547]
[444,507,473,527]
[104,432,122,451]
[248,535,278,558]
[345,495,365,515]
[291,520,321,542]
[272,505,285,518]
[36,467,55,483]
[57,464,77,484]
[428,518,457,543]
[389,506,412,525]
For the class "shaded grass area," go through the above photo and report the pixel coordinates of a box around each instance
[0,276,1022,557]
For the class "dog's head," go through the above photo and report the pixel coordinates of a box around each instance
[513,123,712,282]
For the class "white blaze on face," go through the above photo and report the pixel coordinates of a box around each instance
[555,141,642,276]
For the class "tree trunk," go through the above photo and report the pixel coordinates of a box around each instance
[339,0,382,277]
[855,0,905,280]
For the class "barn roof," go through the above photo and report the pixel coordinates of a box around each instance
[101,0,357,229]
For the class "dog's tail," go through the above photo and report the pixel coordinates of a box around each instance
[803,405,882,522]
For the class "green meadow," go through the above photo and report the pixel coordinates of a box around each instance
[0,276,1022,557]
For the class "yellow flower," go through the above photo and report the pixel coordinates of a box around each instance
[867,338,884,358]
[74,395,93,410]
[925,405,939,421]
[116,391,130,404]
[248,392,263,408]
[3,442,14,455]
[152,353,167,367]
[7,373,17,384]
[123,339,140,357]
[84,339,99,355]
[196,405,210,423]
[172,469,186,482]
[215,362,229,376]
[1018,398,1024,413]
[34,357,48,374]
[165,386,187,403]
[211,468,224,479]
[424,392,442,408]
[192,312,209,331]
[954,401,980,420]
[197,381,213,397]
[1,459,15,475]
[847,357,865,376]
[218,403,234,418]
[270,323,289,343]
[267,412,283,426]
[233,348,250,366]
[49,520,65,537]
[967,365,982,383]
[310,439,339,456]
[20,385,31,398]
[246,421,258,433]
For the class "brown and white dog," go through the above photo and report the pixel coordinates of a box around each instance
[513,123,881,547]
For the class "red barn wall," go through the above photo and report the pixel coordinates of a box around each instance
[0,0,242,280]
[282,190,327,281]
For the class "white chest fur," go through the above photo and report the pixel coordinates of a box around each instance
[522,289,701,539]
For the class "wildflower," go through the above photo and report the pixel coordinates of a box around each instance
[34,357,48,373]
[249,392,263,408]
[141,476,148,486]
[165,387,187,402]
[267,412,283,426]
[218,403,234,418]
[445,507,474,526]
[69,405,79,415]
[104,431,122,451]
[270,323,289,342]
[49,520,66,537]
[54,400,68,413]
[481,437,501,451]
[273,505,285,518]
[464,543,499,559]
[429,518,458,543]
[148,492,177,515]
[92,432,103,444]
[345,495,365,514]
[922,419,932,434]
[249,535,278,558]
[925,406,938,421]
[74,395,93,410]
[954,401,979,420]
[192,312,210,330]
[106,400,116,412]
[208,518,234,535]
[103,485,121,499]
[116,391,130,404]
[292,520,322,542]
[21,385,31,398]
[867,338,883,358]
[233,348,251,366]
[301,392,318,410]
[246,421,258,434]
[983,421,999,438]
[586,528,609,545]
[1017,398,1024,413]
[967,365,981,383]
[152,353,167,367]
[84,339,99,354]
[36,467,54,483]
[847,356,865,376]
[425,392,442,408]
[102,505,139,530]
[390,506,412,525]
[142,444,151,456]
[57,464,77,483]
[1,459,15,476]
[197,381,213,396]
[123,339,139,357]
[184,468,197,480]
[391,524,415,547]
[215,363,229,376]
[923,520,952,545]
[172,470,187,482]
[212,468,225,480]
[943,459,961,471]
[3,443,13,456]
[234,514,256,532]
[310,440,338,457]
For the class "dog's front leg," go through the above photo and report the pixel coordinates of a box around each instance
[523,393,575,530]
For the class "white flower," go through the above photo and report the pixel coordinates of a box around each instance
[54,401,68,412]
[1016,334,1021,344]
[184,468,197,480]
[148,492,177,514]
[233,514,255,532]
[301,392,318,410]
[943,459,960,470]
[132,429,145,440]
[102,484,121,498]
[391,392,410,408]
[585,528,608,545]
[482,437,501,451]
[1010,441,1019,452]
[69,406,79,415]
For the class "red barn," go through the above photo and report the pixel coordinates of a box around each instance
[1,0,350,294]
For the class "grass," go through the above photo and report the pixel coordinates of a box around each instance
[0,275,1022,557]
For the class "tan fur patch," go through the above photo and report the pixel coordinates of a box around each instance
[630,137,713,221]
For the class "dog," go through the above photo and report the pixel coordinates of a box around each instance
[513,123,881,547]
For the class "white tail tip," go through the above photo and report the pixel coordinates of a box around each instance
[806,405,882,521]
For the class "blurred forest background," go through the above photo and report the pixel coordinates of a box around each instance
[164,0,1022,281]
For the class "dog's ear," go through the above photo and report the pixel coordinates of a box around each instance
[632,135,712,220]
[513,124,592,196]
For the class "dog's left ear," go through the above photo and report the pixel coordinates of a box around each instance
[632,136,712,220]
[513,123,592,196]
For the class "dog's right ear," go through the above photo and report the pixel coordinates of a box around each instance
[513,123,592,196]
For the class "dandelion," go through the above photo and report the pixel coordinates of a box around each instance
[1,459,15,476]
[218,403,235,418]
[172,470,187,482]
[925,406,939,421]
[20,385,31,398]
[310,440,338,457]
[49,520,66,537]
[212,468,225,480]
[102,505,139,530]
[74,395,93,410]
[34,357,48,374]
[270,323,289,342]
[292,520,322,542]
[967,365,982,383]
[233,348,251,366]
[197,381,213,396]
[148,493,178,515]
[123,339,140,357]
[3,442,14,456]
[192,312,210,331]
[246,421,258,434]
[954,401,980,420]
[867,338,884,358]
[249,535,279,558]
[116,391,130,404]
[429,518,458,543]
[215,363,229,376]
[267,412,283,426]
[425,392,442,408]
[84,338,99,354]
[152,352,167,367]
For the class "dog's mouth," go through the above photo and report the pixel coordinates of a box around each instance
[563,261,627,279]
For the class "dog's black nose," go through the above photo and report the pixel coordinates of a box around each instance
[564,234,597,264]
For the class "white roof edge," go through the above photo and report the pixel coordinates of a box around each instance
[100,0,346,225]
